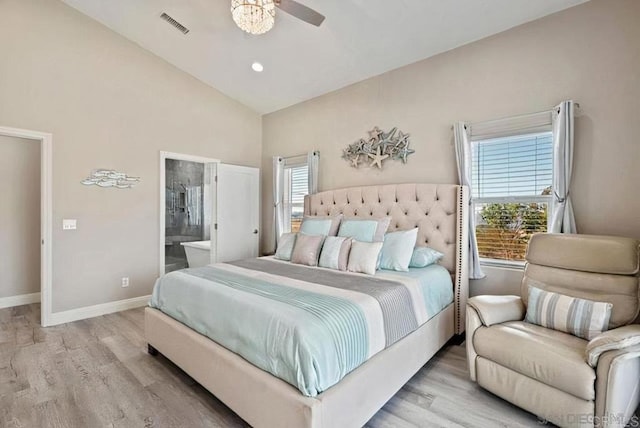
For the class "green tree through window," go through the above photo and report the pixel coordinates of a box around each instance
[476,186,550,261]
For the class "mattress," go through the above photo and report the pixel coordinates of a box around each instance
[149,257,453,397]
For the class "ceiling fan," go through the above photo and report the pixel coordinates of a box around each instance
[231,0,325,35]
[274,0,325,26]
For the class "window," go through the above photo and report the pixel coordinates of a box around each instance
[283,163,308,233]
[472,132,553,264]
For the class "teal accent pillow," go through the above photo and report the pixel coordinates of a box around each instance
[300,218,333,236]
[409,246,444,268]
[299,215,342,236]
[379,228,419,272]
[338,220,378,242]
[338,219,380,242]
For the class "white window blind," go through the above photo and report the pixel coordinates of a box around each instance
[472,133,553,198]
[472,132,553,263]
[283,163,308,233]
[289,166,308,206]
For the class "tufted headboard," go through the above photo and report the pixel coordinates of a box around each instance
[304,183,469,334]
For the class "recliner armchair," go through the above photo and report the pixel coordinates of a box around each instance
[466,234,640,428]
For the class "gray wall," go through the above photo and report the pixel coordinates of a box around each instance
[0,0,262,312]
[0,135,40,299]
[261,0,640,295]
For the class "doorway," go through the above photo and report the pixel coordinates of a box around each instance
[0,126,52,327]
[159,152,219,276]
[159,153,261,276]
[164,159,209,272]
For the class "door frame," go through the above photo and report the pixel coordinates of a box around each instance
[159,151,219,277]
[0,126,53,327]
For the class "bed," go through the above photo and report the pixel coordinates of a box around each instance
[145,183,469,428]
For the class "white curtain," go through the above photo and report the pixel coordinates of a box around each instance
[549,100,577,233]
[307,150,319,195]
[273,156,285,249]
[454,122,485,279]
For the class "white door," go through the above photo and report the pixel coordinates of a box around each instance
[212,164,260,263]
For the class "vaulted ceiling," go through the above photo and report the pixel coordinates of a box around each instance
[62,0,588,114]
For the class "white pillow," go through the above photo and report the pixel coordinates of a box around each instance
[274,232,297,261]
[379,228,418,272]
[347,241,384,275]
[319,236,352,271]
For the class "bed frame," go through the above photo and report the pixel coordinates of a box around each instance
[146,183,469,428]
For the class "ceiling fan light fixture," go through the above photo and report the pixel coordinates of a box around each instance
[231,0,276,35]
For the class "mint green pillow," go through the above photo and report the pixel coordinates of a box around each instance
[299,215,342,236]
[379,228,419,272]
[409,246,444,268]
[300,218,333,236]
[338,217,390,242]
[338,220,377,242]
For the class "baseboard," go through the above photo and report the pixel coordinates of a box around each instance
[48,294,151,325]
[0,292,41,309]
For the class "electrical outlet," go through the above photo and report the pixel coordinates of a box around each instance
[121,277,129,288]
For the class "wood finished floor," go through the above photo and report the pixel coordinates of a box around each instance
[0,304,553,427]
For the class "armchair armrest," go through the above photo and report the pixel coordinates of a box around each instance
[586,324,640,367]
[467,295,525,327]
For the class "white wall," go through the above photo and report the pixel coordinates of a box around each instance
[0,0,262,312]
[261,0,640,295]
[0,135,40,299]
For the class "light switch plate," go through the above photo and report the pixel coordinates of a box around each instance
[63,219,77,230]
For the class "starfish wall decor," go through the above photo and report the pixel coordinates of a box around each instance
[342,127,415,169]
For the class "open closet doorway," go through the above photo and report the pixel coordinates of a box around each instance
[0,126,53,327]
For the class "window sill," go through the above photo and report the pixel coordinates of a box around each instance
[480,259,525,271]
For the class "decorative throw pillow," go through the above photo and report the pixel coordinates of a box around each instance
[290,233,325,267]
[299,215,342,236]
[274,232,297,261]
[347,240,384,275]
[319,236,352,271]
[338,217,391,242]
[379,228,419,272]
[409,246,444,268]
[525,286,613,340]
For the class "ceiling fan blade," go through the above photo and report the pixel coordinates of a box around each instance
[276,0,325,26]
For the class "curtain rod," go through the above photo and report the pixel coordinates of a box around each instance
[278,151,319,162]
[452,102,580,130]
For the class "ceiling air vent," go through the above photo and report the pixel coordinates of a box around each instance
[160,12,190,35]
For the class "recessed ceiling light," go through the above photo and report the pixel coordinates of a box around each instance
[251,62,264,72]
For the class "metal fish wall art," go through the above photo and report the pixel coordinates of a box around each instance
[81,169,140,189]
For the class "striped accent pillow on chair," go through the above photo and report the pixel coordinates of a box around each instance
[525,286,613,340]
